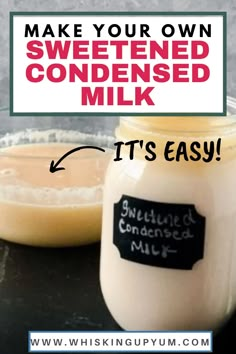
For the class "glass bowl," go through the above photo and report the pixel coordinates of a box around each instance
[0,113,118,247]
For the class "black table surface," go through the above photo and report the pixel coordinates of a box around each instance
[0,239,235,354]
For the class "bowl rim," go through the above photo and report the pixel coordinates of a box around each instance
[0,96,236,159]
[0,129,115,160]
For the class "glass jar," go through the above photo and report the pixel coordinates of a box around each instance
[100,98,236,331]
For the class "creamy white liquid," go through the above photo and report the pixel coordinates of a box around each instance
[100,120,236,331]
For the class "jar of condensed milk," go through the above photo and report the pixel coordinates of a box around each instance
[100,98,236,331]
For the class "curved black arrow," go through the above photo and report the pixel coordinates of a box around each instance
[49,145,106,173]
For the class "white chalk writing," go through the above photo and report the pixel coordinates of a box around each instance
[131,240,177,258]
[121,199,196,227]
[119,218,194,241]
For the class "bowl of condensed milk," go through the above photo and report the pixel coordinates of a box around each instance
[0,113,116,247]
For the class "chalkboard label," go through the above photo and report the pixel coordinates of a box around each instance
[113,195,206,270]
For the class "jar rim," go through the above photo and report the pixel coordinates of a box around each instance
[120,96,236,137]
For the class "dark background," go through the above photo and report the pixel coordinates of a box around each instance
[0,240,235,354]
